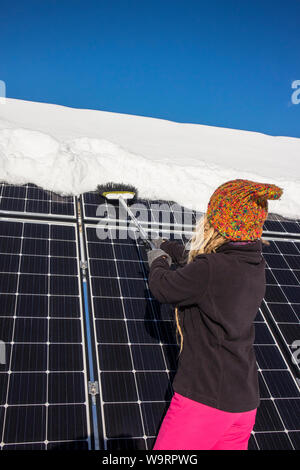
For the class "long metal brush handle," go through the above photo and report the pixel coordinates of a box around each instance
[118,196,156,250]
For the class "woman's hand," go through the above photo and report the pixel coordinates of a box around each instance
[147,249,172,268]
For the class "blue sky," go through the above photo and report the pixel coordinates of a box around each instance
[1,0,300,137]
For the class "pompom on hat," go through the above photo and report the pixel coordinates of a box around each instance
[206,179,284,241]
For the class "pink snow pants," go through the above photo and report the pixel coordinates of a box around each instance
[153,392,257,450]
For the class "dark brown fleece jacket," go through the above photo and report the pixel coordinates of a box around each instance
[148,239,266,412]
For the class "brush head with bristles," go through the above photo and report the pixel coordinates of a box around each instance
[97,182,138,200]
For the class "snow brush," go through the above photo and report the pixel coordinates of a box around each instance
[97,182,156,250]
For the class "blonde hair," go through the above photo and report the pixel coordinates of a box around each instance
[174,213,269,354]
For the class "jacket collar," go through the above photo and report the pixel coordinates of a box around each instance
[215,239,262,253]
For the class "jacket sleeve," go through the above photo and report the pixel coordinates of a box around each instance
[148,254,209,307]
[160,240,187,265]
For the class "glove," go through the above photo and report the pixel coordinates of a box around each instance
[151,238,168,249]
[147,249,172,268]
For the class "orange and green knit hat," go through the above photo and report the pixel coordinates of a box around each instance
[206,179,284,241]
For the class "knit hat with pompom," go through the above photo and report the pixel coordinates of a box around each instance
[206,179,283,241]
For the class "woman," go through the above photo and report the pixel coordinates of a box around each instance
[147,179,283,451]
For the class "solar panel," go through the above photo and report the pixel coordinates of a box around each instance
[84,223,300,450]
[263,218,300,236]
[0,183,76,219]
[250,307,300,450]
[82,191,198,230]
[261,239,300,378]
[0,218,90,449]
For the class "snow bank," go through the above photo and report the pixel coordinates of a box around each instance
[0,98,299,219]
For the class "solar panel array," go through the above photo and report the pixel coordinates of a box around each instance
[0,183,299,450]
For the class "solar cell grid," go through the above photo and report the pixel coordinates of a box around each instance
[0,183,76,219]
[262,240,300,376]
[250,307,300,450]
[0,218,90,449]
